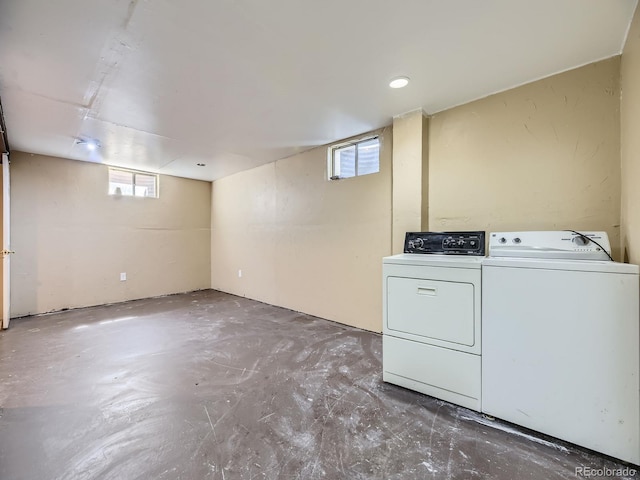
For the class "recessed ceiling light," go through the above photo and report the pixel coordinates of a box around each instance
[389,76,410,89]
[197,163,206,167]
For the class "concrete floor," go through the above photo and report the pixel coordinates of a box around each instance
[0,290,637,480]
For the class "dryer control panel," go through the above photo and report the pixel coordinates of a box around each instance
[404,231,485,255]
[488,231,611,261]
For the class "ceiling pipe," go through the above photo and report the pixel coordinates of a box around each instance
[0,97,9,154]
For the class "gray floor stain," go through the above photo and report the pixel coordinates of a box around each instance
[0,290,637,480]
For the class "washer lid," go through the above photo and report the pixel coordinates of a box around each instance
[383,253,484,269]
[483,256,639,274]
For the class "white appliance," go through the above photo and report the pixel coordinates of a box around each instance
[383,231,485,411]
[482,231,640,465]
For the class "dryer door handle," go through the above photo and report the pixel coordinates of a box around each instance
[417,286,437,296]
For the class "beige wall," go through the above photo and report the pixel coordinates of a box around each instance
[211,127,392,332]
[621,7,640,264]
[391,111,429,254]
[7,54,626,328]
[11,152,211,317]
[211,162,278,305]
[211,57,624,333]
[429,57,622,259]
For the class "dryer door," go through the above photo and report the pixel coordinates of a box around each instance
[386,276,475,346]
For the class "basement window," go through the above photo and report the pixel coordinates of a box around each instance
[108,168,158,198]
[329,136,380,180]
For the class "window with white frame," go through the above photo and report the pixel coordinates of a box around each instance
[329,136,380,180]
[108,168,158,198]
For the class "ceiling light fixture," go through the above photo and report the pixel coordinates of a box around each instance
[76,138,101,150]
[389,76,410,89]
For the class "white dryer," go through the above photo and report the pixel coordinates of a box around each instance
[482,231,640,465]
[383,231,484,411]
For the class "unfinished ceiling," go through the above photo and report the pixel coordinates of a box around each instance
[0,0,637,181]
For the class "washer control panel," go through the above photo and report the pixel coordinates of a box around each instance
[489,231,611,260]
[404,231,485,255]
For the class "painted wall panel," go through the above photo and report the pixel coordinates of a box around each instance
[429,57,621,259]
[211,162,278,305]
[621,7,640,264]
[274,134,392,331]
[211,128,392,332]
[10,152,211,316]
[391,112,424,254]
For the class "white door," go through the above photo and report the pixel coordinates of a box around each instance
[2,153,10,329]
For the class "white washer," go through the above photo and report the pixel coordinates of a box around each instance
[482,231,640,465]
[383,253,483,411]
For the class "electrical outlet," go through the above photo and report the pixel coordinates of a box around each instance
[120,272,127,281]
[238,269,242,278]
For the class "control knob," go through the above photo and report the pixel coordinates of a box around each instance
[573,235,590,246]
